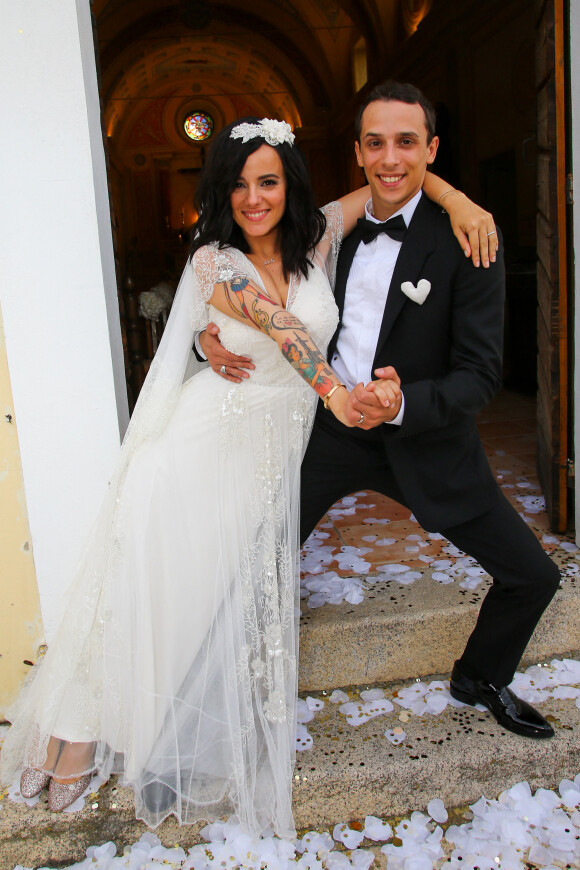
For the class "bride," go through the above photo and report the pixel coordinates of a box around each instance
[1,117,494,838]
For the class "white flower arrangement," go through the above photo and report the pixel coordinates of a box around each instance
[138,282,174,320]
[230,118,295,147]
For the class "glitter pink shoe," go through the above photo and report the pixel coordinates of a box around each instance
[20,767,51,799]
[47,774,91,812]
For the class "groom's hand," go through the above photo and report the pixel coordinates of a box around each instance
[201,322,255,382]
[345,366,402,429]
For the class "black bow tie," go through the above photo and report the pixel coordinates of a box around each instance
[357,214,407,244]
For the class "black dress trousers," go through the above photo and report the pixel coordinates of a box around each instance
[300,407,560,687]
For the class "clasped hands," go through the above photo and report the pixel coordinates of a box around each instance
[200,325,401,430]
[343,366,401,429]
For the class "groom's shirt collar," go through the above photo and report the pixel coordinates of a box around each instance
[364,188,422,227]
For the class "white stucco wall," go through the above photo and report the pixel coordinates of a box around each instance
[0,0,128,637]
[572,1,580,543]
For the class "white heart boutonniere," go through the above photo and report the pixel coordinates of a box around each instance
[401,278,431,305]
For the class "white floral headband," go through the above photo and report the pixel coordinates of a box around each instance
[230,118,295,147]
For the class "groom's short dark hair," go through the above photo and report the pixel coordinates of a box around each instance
[355,81,437,143]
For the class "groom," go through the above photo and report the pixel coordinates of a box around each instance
[202,81,561,739]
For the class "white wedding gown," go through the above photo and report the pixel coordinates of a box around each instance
[1,204,343,837]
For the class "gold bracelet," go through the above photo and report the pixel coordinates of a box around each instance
[438,189,461,205]
[322,383,346,410]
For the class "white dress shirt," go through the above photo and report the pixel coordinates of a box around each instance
[331,190,422,425]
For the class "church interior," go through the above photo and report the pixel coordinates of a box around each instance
[93,0,538,408]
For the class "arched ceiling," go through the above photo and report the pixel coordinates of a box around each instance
[94,0,410,149]
[103,35,307,144]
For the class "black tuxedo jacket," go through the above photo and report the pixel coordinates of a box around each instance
[328,194,505,531]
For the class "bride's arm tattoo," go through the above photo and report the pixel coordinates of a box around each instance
[218,277,336,396]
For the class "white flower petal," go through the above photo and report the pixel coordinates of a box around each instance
[427,798,448,823]
[385,728,406,745]
[325,851,352,870]
[363,816,393,841]
[425,693,448,715]
[328,689,349,704]
[333,824,365,849]
[360,689,385,701]
[560,787,580,807]
[296,723,313,751]
[296,699,315,723]
[401,853,433,870]
[350,849,375,870]
[378,563,410,573]
[433,571,454,584]
[528,843,555,865]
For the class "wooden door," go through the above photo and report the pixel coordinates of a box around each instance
[536,0,568,531]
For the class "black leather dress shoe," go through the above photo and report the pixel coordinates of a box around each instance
[449,664,554,738]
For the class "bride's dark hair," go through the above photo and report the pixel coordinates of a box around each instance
[189,118,326,280]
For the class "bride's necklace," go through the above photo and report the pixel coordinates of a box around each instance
[248,252,279,267]
[247,253,288,306]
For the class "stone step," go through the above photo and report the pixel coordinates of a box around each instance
[297,546,580,691]
[2,670,580,868]
[292,672,580,828]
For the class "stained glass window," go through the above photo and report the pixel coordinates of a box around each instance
[184,112,213,141]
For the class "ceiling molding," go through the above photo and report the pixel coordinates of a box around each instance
[97,4,334,114]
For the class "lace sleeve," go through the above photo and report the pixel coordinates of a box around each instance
[190,244,258,327]
[190,244,244,329]
[312,201,344,290]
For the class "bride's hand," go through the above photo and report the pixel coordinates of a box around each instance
[326,385,356,427]
[441,191,498,269]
